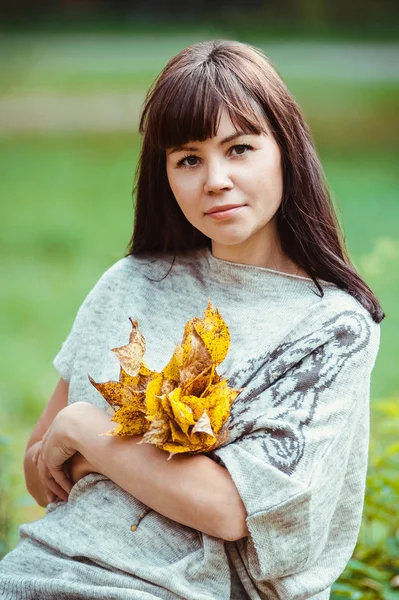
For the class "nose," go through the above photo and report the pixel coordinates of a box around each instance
[203,159,233,194]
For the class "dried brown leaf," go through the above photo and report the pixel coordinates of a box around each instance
[136,410,170,445]
[111,318,146,377]
[179,326,212,387]
[191,409,215,438]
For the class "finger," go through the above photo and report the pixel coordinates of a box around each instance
[32,446,41,465]
[38,459,70,502]
[50,467,73,496]
[36,455,49,490]
[46,491,57,504]
[43,475,70,503]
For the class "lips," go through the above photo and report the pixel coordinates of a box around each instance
[206,204,243,214]
[205,205,246,220]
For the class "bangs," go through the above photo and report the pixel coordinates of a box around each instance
[141,62,269,150]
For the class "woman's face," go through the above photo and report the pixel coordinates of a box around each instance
[165,109,285,266]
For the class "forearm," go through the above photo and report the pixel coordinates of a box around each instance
[72,405,248,540]
[24,441,49,508]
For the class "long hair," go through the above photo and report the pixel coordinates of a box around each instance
[126,39,384,324]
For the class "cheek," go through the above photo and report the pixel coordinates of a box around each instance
[252,149,283,198]
[270,161,283,198]
[168,180,187,210]
[167,169,200,207]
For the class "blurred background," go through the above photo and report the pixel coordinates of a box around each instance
[0,1,398,597]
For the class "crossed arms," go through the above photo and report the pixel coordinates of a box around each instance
[24,377,249,542]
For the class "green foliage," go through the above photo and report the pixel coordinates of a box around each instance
[332,399,399,599]
[0,436,11,558]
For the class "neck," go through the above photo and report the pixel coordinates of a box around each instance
[211,237,299,276]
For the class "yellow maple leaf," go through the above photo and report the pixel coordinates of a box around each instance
[144,372,164,419]
[88,375,146,411]
[89,299,245,459]
[191,297,231,367]
[105,406,149,437]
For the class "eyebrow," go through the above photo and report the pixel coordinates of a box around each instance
[167,131,251,155]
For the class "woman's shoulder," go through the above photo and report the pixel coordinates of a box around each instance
[72,254,164,317]
[301,285,381,364]
[318,283,379,325]
[102,253,160,276]
[93,252,170,287]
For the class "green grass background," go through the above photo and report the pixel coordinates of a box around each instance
[0,28,398,597]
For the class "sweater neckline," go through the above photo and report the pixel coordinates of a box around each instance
[187,246,337,296]
[203,247,314,281]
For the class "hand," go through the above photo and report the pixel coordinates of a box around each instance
[32,439,71,503]
[30,440,63,505]
[32,431,75,503]
[32,403,92,501]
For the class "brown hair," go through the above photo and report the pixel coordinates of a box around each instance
[127,39,384,324]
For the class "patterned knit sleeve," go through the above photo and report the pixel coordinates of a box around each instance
[210,307,380,591]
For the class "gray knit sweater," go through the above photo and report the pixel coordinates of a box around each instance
[0,246,380,600]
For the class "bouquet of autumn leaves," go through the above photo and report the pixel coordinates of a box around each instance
[88,299,244,460]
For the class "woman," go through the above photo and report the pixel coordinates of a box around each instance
[0,40,383,600]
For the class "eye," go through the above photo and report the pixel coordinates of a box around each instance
[230,144,252,156]
[177,154,200,168]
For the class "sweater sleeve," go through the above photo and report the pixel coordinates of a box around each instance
[210,307,380,587]
[52,263,122,382]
